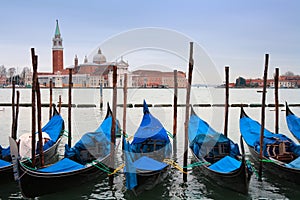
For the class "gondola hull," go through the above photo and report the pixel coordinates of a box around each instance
[190,149,250,194]
[0,165,14,184]
[0,136,62,184]
[133,165,169,195]
[12,104,116,198]
[17,155,110,198]
[0,107,64,185]
[247,144,300,184]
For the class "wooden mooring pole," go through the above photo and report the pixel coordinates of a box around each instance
[224,66,229,137]
[36,82,44,167]
[173,69,178,156]
[31,48,37,166]
[49,79,53,120]
[122,73,128,150]
[259,54,269,181]
[100,81,103,110]
[68,68,73,148]
[274,68,279,134]
[183,42,194,181]
[58,95,62,114]
[11,80,16,140]
[109,65,117,186]
[13,91,20,140]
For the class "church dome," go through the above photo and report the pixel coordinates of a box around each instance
[93,48,106,64]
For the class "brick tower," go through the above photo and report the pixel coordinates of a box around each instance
[52,20,64,74]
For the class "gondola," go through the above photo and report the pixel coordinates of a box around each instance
[0,106,64,184]
[188,107,252,194]
[240,107,300,184]
[9,104,118,198]
[285,102,300,143]
[124,100,172,195]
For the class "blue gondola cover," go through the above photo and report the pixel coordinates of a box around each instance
[42,114,64,142]
[131,101,170,145]
[286,113,300,141]
[64,115,113,164]
[37,158,84,173]
[189,112,240,158]
[133,156,167,171]
[124,138,137,190]
[0,159,11,167]
[0,145,10,158]
[208,156,241,173]
[286,157,300,168]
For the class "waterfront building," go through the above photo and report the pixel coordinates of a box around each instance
[25,20,184,88]
[132,70,186,88]
[31,20,133,88]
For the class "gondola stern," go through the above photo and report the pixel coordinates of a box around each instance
[8,137,20,183]
[143,99,150,114]
[106,102,113,119]
[52,104,59,116]
[240,106,249,119]
[190,105,196,116]
[285,101,294,116]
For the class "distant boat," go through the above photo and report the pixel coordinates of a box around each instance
[256,90,267,93]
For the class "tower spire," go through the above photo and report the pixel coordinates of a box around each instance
[55,19,61,37]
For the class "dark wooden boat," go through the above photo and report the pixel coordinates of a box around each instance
[124,100,172,195]
[240,107,300,184]
[10,105,117,198]
[189,107,252,194]
[286,102,300,143]
[0,107,64,184]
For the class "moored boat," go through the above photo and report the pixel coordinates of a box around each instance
[0,107,64,184]
[240,107,300,184]
[189,107,252,194]
[10,104,118,198]
[124,100,172,195]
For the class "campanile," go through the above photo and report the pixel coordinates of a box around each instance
[52,20,64,74]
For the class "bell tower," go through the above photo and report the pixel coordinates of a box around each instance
[52,20,64,74]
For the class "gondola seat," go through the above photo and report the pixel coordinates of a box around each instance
[204,142,230,163]
[138,139,167,161]
[139,139,166,153]
[266,141,294,162]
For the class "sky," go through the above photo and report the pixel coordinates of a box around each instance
[0,0,299,84]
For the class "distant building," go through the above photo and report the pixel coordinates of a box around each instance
[246,78,262,87]
[269,75,300,88]
[76,50,132,87]
[132,70,186,88]
[235,77,246,87]
[233,74,300,88]
[26,20,186,88]
[52,20,67,75]
[0,76,6,86]
[32,20,132,88]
